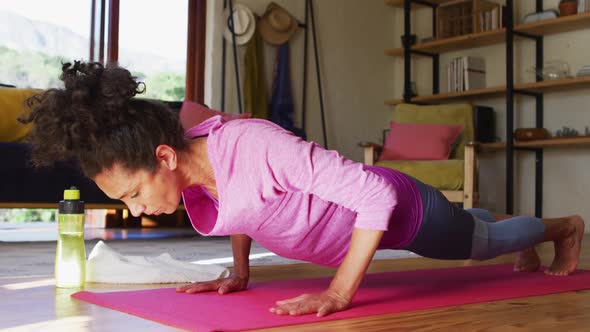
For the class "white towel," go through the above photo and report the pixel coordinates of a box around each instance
[86,241,230,284]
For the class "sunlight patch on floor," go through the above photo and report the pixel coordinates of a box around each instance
[2,316,92,332]
[2,278,55,290]
[192,252,277,265]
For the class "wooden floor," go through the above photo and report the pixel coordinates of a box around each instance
[1,237,589,331]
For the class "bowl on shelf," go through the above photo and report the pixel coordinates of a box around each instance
[559,0,578,17]
[527,60,572,80]
[514,128,550,141]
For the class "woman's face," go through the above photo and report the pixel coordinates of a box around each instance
[95,162,183,217]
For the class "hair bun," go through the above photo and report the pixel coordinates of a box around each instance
[98,63,145,111]
[61,61,144,114]
[61,61,102,90]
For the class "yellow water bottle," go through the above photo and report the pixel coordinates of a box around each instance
[55,186,86,288]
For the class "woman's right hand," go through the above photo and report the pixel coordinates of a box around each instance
[175,273,249,295]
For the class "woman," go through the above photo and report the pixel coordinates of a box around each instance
[21,61,584,318]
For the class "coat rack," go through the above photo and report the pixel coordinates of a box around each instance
[220,0,328,148]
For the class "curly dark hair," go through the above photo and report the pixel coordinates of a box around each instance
[19,61,186,178]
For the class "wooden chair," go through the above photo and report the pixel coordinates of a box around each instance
[360,103,479,208]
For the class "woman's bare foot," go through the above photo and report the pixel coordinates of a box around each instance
[514,247,540,272]
[545,215,585,276]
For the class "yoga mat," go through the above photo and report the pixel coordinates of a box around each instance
[72,264,590,331]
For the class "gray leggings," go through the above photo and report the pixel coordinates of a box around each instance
[467,208,545,260]
[403,177,545,260]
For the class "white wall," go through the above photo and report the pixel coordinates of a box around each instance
[204,0,394,159]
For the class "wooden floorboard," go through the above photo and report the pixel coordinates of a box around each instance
[1,237,589,331]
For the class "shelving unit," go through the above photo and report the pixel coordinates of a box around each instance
[385,76,590,105]
[385,0,455,8]
[481,136,590,152]
[384,11,590,57]
[387,0,590,216]
[385,29,506,56]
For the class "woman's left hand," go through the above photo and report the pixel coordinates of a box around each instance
[269,289,350,317]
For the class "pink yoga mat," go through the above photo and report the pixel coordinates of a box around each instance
[72,264,590,331]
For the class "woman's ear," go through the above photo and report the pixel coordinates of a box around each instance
[155,145,178,170]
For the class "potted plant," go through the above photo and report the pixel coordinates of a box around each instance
[559,0,578,16]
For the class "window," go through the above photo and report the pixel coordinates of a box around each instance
[0,0,206,235]
[0,0,204,102]
[117,0,188,102]
[0,0,92,89]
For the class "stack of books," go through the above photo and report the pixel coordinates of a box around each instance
[473,1,505,33]
[436,0,505,39]
[437,0,474,39]
[576,65,590,77]
[447,56,486,92]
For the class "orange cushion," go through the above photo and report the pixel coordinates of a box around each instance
[378,121,463,161]
[179,101,251,130]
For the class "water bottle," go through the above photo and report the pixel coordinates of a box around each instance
[55,186,86,288]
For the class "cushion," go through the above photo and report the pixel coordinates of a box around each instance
[378,121,463,161]
[179,101,251,130]
[376,159,464,190]
[0,88,39,142]
[392,103,474,159]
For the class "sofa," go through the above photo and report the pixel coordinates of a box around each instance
[0,87,185,210]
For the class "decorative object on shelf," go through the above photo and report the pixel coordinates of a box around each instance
[559,0,578,17]
[473,105,496,143]
[223,3,256,45]
[400,34,417,46]
[527,60,572,80]
[576,65,590,77]
[521,9,559,24]
[555,126,581,137]
[514,128,550,141]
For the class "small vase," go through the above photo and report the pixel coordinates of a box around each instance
[559,2,578,16]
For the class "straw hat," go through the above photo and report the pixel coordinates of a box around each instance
[223,3,256,45]
[258,2,298,45]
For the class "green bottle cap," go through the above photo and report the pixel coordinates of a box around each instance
[60,187,84,214]
[64,186,80,200]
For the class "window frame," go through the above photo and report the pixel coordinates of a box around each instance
[89,0,205,103]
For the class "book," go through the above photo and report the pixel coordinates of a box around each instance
[576,65,590,77]
[447,56,486,92]
[578,0,590,13]
[464,56,486,90]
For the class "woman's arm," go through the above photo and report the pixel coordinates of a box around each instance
[230,234,252,279]
[329,228,383,302]
[271,228,383,316]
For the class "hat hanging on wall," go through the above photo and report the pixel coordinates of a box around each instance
[258,2,299,45]
[223,3,256,45]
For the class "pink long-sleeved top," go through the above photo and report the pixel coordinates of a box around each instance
[182,116,423,267]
